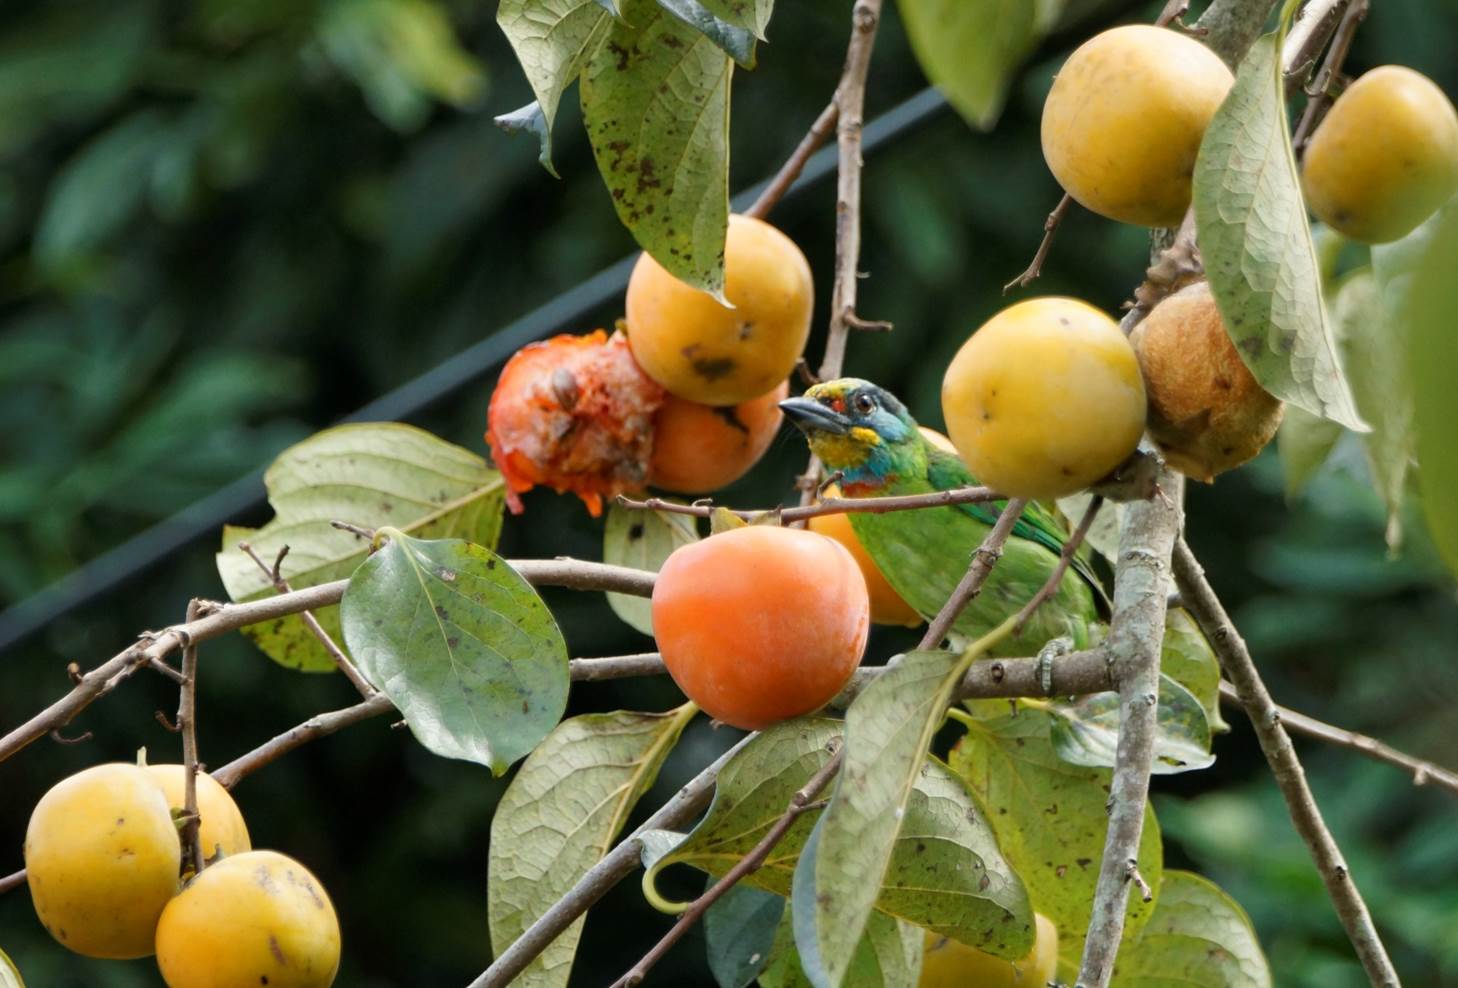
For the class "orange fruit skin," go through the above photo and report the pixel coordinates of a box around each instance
[648,381,789,494]
[626,215,814,405]
[652,526,870,729]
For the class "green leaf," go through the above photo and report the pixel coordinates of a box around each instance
[1160,608,1227,734]
[318,0,487,132]
[581,0,732,297]
[603,502,699,635]
[341,534,568,773]
[794,634,1030,988]
[488,706,695,987]
[1276,404,1344,498]
[495,101,559,178]
[497,0,614,133]
[1193,30,1365,431]
[898,0,1044,131]
[1111,871,1272,987]
[705,884,783,988]
[216,423,505,672]
[1046,674,1215,775]
[762,906,922,988]
[1406,205,1458,578]
[645,719,1029,955]
[696,0,773,39]
[1331,270,1414,549]
[656,0,757,67]
[950,704,1164,963]
[0,947,24,988]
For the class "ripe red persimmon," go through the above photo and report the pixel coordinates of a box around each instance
[651,526,870,729]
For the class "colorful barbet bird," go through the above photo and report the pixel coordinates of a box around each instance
[780,378,1104,654]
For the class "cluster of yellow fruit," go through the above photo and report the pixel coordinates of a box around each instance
[486,214,809,514]
[24,761,340,987]
[1043,25,1458,244]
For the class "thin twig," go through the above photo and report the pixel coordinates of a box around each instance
[920,500,1027,648]
[238,541,376,698]
[1014,496,1102,635]
[468,735,758,988]
[0,870,24,895]
[1075,473,1184,988]
[177,600,205,877]
[0,558,657,764]
[1292,0,1368,153]
[1004,194,1073,292]
[330,520,376,541]
[615,486,1000,524]
[745,101,839,220]
[211,693,395,789]
[1175,540,1400,986]
[794,0,886,512]
[1218,681,1458,799]
[610,741,846,988]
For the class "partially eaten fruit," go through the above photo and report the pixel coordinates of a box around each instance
[486,331,665,516]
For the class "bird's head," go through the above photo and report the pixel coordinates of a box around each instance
[780,378,923,490]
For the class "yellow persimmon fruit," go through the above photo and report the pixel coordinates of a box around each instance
[146,765,252,864]
[943,298,1146,500]
[626,215,814,405]
[1302,65,1458,244]
[1131,282,1283,481]
[24,763,181,959]
[1042,25,1234,227]
[919,913,1059,987]
[808,428,956,627]
[155,850,341,988]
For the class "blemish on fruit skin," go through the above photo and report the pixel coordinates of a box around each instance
[268,934,287,965]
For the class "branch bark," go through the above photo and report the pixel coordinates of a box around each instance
[0,558,655,764]
[1176,541,1400,986]
[617,486,999,523]
[1075,472,1184,988]
[1220,681,1458,799]
[176,599,206,876]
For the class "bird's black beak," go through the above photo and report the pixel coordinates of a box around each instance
[779,396,851,435]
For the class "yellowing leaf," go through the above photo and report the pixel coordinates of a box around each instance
[1111,871,1271,987]
[216,423,505,672]
[1193,30,1365,431]
[488,705,695,987]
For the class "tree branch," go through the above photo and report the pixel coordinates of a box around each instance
[615,486,1000,523]
[1219,681,1458,799]
[468,733,758,988]
[1075,473,1184,988]
[744,101,839,221]
[792,0,885,511]
[176,599,205,876]
[1014,495,1101,635]
[920,500,1027,648]
[1291,0,1367,153]
[1004,194,1074,292]
[1175,541,1400,985]
[609,741,844,988]
[0,558,656,764]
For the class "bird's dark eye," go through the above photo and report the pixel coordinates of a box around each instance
[853,393,876,415]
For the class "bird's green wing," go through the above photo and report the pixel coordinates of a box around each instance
[924,444,1107,604]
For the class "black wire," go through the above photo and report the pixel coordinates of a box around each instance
[0,87,951,653]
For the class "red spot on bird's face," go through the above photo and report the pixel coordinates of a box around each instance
[828,396,845,414]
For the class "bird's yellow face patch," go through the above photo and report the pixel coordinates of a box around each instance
[810,427,881,470]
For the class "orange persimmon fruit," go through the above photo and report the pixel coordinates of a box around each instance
[647,381,789,494]
[652,526,869,729]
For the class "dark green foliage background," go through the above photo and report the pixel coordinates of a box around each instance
[1,1,1456,984]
